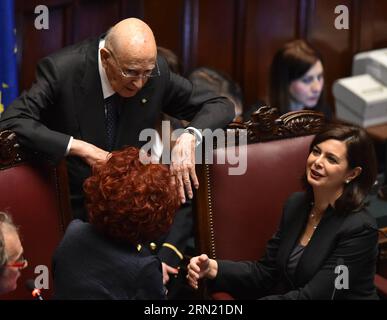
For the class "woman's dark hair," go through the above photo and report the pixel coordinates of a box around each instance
[302,124,377,214]
[83,147,180,244]
[269,39,325,114]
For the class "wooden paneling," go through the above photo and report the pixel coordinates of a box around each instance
[142,0,185,62]
[194,0,236,76]
[306,0,353,113]
[17,5,65,92]
[72,0,123,42]
[14,0,387,109]
[369,1,387,49]
[243,0,299,106]
[15,0,72,11]
[15,0,144,89]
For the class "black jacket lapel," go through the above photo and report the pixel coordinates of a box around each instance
[74,38,107,149]
[294,207,346,286]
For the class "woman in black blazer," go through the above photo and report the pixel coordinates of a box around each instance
[53,147,180,299]
[187,124,379,299]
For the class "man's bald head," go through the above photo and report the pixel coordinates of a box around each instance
[101,18,158,98]
[105,18,157,63]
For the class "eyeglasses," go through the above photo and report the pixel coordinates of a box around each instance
[107,48,160,79]
[6,255,28,269]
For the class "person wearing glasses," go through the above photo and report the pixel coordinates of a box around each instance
[0,212,28,295]
[1,17,234,216]
[52,147,180,299]
[0,18,234,285]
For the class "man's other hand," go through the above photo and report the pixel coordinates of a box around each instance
[170,132,199,204]
[162,262,179,285]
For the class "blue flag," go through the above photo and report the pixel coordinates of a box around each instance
[0,0,18,114]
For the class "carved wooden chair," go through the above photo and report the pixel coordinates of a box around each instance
[0,130,72,299]
[194,106,387,299]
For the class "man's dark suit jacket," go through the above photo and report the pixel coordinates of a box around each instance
[210,192,379,300]
[0,36,234,266]
[0,36,233,210]
[52,219,165,299]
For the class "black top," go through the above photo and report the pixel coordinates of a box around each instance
[287,243,305,280]
[52,220,166,300]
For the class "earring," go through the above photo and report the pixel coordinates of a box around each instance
[345,179,351,184]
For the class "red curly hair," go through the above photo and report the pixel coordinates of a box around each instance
[83,147,180,244]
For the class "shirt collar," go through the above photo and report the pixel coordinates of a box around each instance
[98,39,115,99]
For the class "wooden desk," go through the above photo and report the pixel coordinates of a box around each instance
[366,123,387,142]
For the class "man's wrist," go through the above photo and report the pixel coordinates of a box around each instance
[184,127,202,146]
[208,259,218,279]
[65,136,74,156]
[69,138,88,158]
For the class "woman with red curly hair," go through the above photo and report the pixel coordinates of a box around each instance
[52,147,180,299]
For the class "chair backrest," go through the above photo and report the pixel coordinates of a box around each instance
[195,107,325,261]
[0,130,72,299]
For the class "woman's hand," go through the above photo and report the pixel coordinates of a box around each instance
[186,254,218,289]
[162,262,179,285]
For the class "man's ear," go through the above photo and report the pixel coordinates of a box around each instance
[100,48,110,67]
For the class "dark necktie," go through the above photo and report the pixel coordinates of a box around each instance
[105,94,119,151]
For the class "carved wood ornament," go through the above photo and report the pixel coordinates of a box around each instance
[228,106,325,144]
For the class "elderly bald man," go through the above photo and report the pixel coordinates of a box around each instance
[2,18,233,202]
[0,18,234,286]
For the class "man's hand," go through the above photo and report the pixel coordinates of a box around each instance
[170,132,199,204]
[162,262,179,285]
[69,139,111,167]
